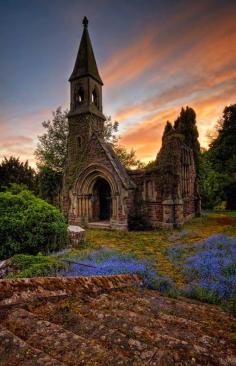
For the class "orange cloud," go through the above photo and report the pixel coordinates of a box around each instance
[101,1,211,87]
[0,108,59,168]
[120,82,236,162]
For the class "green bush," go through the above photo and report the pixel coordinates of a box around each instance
[0,188,68,259]
[128,211,152,231]
[9,254,65,278]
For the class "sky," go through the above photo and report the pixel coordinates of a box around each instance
[0,0,236,167]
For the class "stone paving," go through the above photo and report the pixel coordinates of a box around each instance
[0,275,236,365]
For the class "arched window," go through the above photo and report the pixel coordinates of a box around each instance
[77,87,84,104]
[91,88,99,107]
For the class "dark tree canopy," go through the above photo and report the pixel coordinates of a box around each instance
[0,156,35,192]
[199,104,236,210]
[36,166,62,205]
[174,106,200,172]
[34,107,69,173]
[162,121,174,144]
[208,104,236,173]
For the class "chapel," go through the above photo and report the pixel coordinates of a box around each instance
[62,17,201,230]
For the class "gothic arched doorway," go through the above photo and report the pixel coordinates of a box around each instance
[92,178,112,221]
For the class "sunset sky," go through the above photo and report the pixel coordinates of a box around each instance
[0,0,236,167]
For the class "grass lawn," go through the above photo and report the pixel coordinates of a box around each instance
[8,211,236,313]
[66,211,236,288]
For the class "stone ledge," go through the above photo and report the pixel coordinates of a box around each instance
[0,274,143,306]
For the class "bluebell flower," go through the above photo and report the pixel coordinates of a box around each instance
[169,234,236,302]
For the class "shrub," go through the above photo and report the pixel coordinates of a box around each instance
[9,254,65,278]
[128,211,152,231]
[0,188,68,259]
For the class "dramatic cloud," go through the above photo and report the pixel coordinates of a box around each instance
[110,3,236,161]
[1,1,236,166]
[0,108,58,167]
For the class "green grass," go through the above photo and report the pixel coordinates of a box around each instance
[8,254,65,278]
[9,211,236,289]
[80,211,236,287]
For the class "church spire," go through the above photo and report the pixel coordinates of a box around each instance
[69,17,103,84]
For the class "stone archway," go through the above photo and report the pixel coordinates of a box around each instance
[73,164,120,225]
[92,178,112,221]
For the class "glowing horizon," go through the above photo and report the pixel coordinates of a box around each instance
[0,0,235,168]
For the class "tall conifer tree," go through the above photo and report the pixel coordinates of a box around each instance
[174,106,200,173]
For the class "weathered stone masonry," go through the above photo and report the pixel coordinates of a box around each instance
[62,17,200,230]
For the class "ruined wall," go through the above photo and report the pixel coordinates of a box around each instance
[127,133,200,228]
[128,170,163,227]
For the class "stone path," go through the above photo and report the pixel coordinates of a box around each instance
[0,275,236,365]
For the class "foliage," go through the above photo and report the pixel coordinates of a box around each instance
[206,104,236,209]
[36,166,62,204]
[144,160,157,170]
[0,156,35,192]
[0,188,68,259]
[162,121,174,144]
[174,106,200,173]
[168,234,236,305]
[9,254,65,278]
[59,247,178,296]
[128,192,152,231]
[34,107,69,173]
[3,211,236,311]
[208,104,236,173]
[35,108,143,172]
[128,211,152,231]
[102,116,119,146]
[103,117,144,169]
[34,108,143,200]
[114,145,144,169]
[198,151,230,209]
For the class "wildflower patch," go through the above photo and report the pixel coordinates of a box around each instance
[60,248,177,297]
[168,234,236,307]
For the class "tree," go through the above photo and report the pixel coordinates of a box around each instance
[208,104,236,173]
[198,151,229,209]
[0,156,35,192]
[35,107,69,173]
[114,146,144,169]
[162,121,174,144]
[207,104,236,210]
[36,166,62,205]
[174,106,200,173]
[35,108,143,171]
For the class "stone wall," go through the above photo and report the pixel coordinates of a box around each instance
[63,114,200,230]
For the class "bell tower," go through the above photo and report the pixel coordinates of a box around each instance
[64,17,106,202]
[68,16,105,134]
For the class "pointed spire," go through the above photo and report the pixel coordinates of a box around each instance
[69,17,103,84]
[82,16,88,28]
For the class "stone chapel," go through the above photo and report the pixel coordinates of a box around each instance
[62,17,201,230]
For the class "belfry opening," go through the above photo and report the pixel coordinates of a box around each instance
[92,178,112,221]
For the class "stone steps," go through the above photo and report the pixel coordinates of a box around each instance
[87,221,111,229]
[88,287,234,327]
[1,276,236,365]
[30,294,235,365]
[32,303,164,363]
[0,325,67,366]
[3,309,127,366]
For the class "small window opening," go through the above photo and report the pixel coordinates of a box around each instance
[91,88,99,107]
[77,87,84,104]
